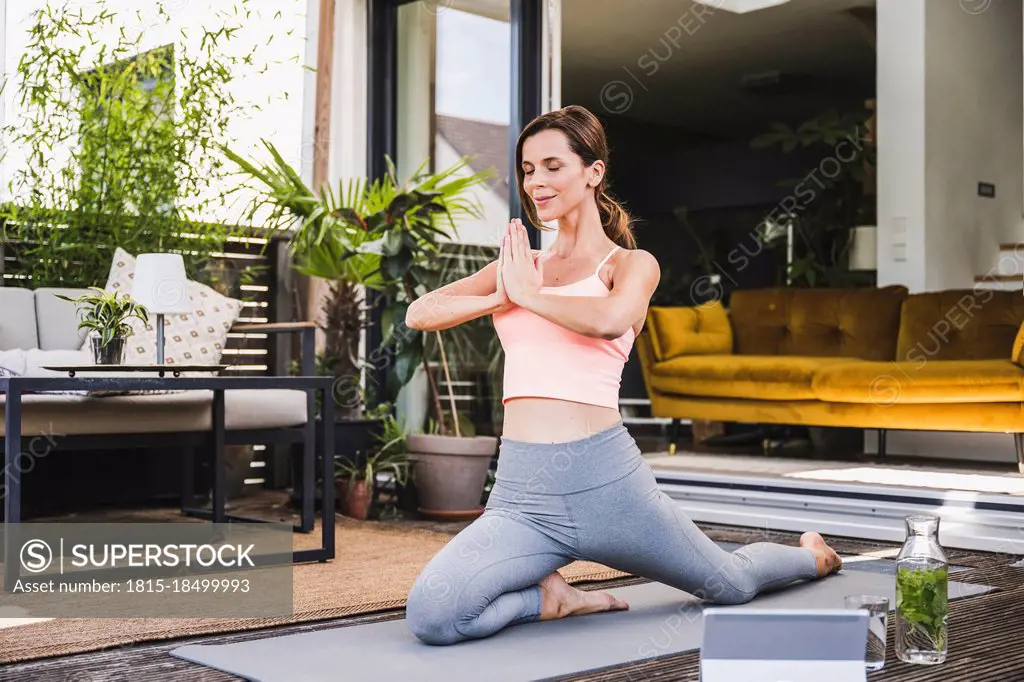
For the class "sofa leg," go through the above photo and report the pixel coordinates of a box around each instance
[1014,434,1024,475]
[668,418,681,455]
[878,429,887,460]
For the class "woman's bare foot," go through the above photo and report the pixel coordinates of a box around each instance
[537,571,629,621]
[801,532,842,577]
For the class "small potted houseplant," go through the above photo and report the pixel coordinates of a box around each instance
[334,412,413,519]
[57,287,149,364]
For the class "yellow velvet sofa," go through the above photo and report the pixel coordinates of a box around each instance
[636,285,1024,471]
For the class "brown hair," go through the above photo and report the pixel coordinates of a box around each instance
[514,105,636,249]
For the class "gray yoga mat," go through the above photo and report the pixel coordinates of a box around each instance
[171,567,994,682]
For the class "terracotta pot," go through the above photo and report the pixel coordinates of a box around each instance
[336,477,372,520]
[406,434,496,519]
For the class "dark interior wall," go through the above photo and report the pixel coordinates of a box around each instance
[588,114,832,302]
[601,115,821,215]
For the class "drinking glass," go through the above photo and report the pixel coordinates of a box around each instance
[845,594,889,671]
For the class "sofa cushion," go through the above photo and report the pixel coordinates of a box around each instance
[0,350,27,376]
[35,287,91,350]
[0,288,39,350]
[101,248,243,366]
[648,355,852,400]
[1014,320,1024,366]
[896,289,1024,363]
[728,285,907,360]
[646,301,732,361]
[812,359,1024,404]
[0,389,308,437]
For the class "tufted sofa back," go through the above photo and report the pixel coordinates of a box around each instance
[895,289,1024,364]
[727,285,908,361]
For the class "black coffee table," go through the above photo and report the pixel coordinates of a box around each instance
[42,364,228,378]
[0,373,336,590]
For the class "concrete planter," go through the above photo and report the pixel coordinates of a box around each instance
[406,433,497,520]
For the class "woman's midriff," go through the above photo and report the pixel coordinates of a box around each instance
[500,397,623,444]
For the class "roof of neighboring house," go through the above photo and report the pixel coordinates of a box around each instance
[436,114,510,196]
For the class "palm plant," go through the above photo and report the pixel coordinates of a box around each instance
[225,140,494,434]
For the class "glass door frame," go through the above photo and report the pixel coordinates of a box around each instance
[364,0,546,393]
[366,0,545,244]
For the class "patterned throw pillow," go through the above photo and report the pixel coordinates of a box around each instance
[98,247,243,366]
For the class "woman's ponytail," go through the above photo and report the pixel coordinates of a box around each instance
[596,187,636,249]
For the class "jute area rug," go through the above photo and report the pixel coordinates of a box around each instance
[0,518,628,665]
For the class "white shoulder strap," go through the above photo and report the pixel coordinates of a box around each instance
[593,246,619,276]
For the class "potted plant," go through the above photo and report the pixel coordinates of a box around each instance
[353,160,498,520]
[334,413,413,520]
[225,141,392,509]
[57,287,149,364]
[225,142,497,520]
[750,106,877,288]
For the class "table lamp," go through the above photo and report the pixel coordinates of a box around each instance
[131,253,193,365]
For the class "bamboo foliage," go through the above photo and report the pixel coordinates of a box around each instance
[0,0,279,287]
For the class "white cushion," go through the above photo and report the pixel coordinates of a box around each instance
[0,349,92,379]
[23,348,93,377]
[98,247,243,366]
[0,349,27,377]
[34,287,91,350]
[0,389,309,437]
[1,349,186,396]
[0,288,38,350]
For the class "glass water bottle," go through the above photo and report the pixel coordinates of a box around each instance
[895,514,949,665]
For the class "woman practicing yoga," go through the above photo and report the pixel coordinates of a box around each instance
[403,105,842,646]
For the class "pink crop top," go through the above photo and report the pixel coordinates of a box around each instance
[492,246,636,410]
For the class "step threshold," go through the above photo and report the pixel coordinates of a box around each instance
[654,467,1024,554]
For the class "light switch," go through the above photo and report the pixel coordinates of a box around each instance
[891,217,907,261]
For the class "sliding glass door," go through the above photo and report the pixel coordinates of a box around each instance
[397,0,512,246]
[365,0,547,405]
[367,0,547,242]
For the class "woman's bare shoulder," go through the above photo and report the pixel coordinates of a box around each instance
[620,248,659,272]
[611,248,660,286]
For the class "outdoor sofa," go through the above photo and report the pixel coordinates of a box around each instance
[0,281,323,531]
[0,286,312,437]
[0,284,313,438]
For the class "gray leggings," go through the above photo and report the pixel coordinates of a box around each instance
[405,422,819,645]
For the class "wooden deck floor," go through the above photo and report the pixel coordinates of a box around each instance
[2,496,1022,681]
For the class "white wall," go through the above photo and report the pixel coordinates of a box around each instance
[924,0,1023,290]
[877,0,1023,293]
[1,0,311,225]
[876,0,927,291]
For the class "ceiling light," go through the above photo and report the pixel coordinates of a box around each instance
[692,0,792,14]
